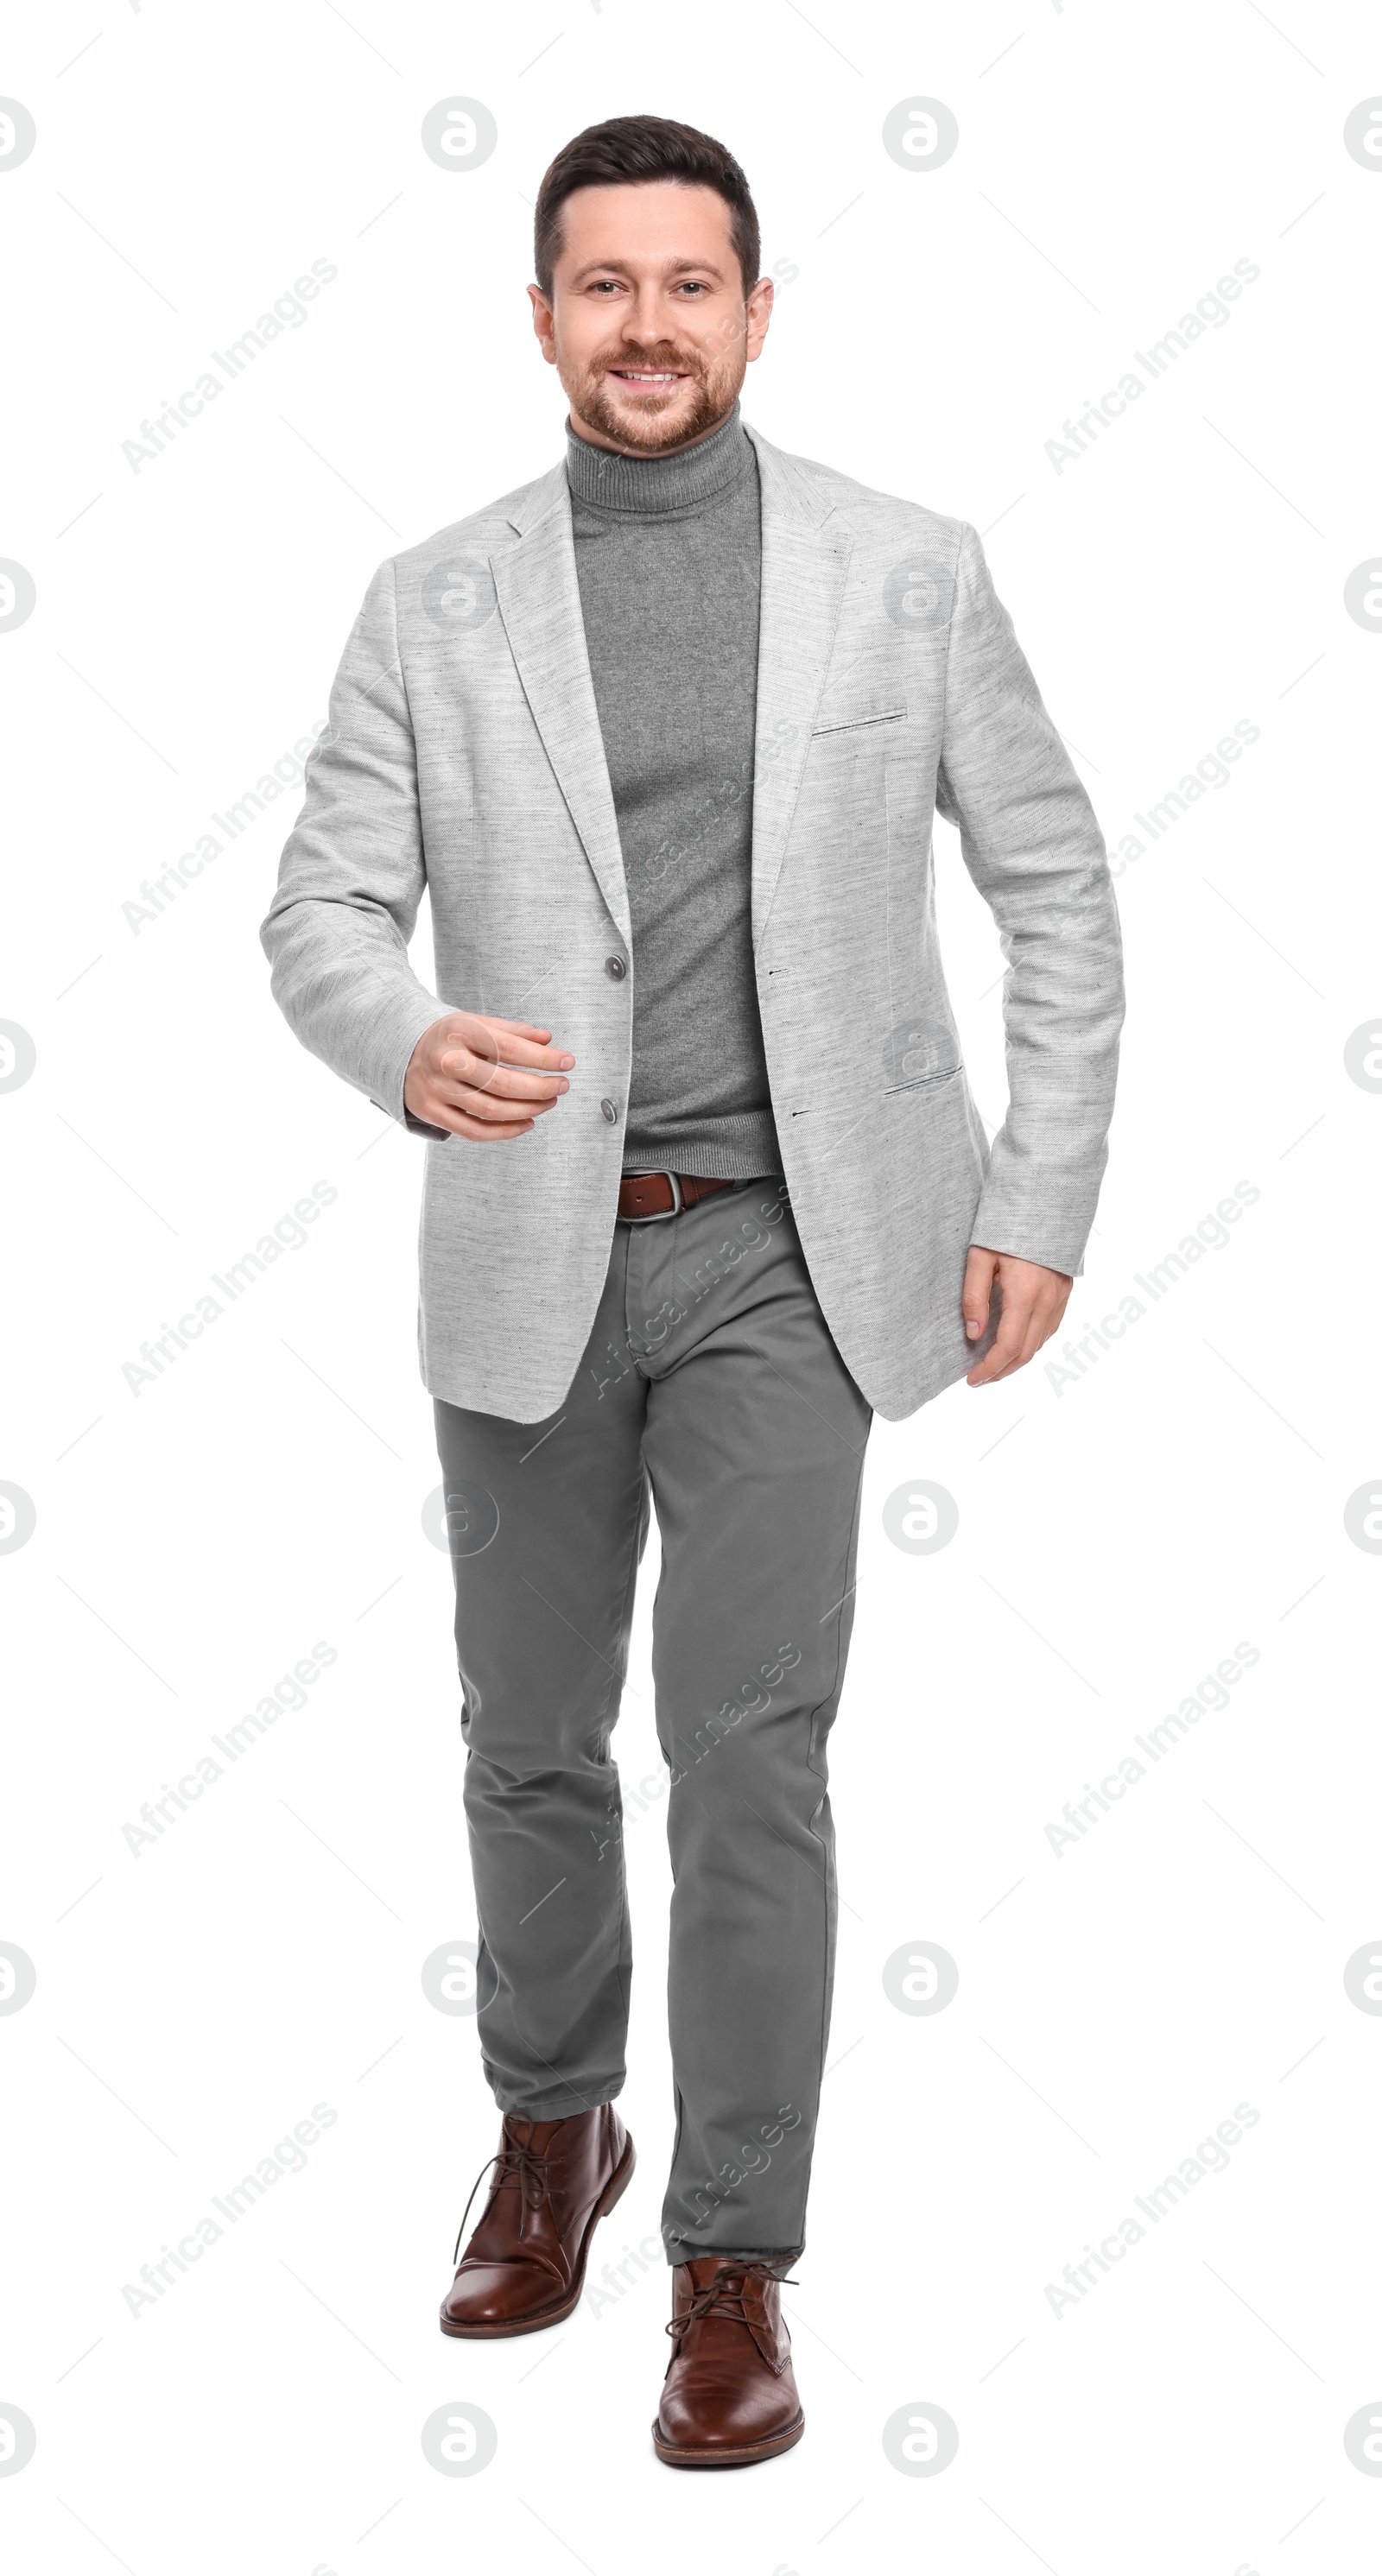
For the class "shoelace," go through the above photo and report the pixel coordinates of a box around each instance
[452,2130,557,2263]
[665,2260,800,2351]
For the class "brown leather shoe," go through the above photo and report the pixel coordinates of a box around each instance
[653,2257,805,2467]
[440,2104,634,2338]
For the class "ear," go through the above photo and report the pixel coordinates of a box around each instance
[745,274,775,361]
[527,282,555,359]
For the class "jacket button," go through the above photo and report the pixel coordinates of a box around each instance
[600,1098,619,1123]
[605,954,626,979]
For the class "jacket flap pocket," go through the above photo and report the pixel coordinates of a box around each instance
[810,706,907,738]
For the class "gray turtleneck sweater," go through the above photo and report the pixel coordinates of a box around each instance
[565,401,782,1180]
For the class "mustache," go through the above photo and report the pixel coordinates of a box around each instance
[594,346,704,377]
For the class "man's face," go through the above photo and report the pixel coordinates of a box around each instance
[528,180,773,455]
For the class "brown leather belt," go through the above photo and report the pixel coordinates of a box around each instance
[618,1170,738,1223]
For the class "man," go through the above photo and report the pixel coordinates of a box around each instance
[261,113,1123,2469]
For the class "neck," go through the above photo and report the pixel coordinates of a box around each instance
[565,401,738,461]
[564,400,750,517]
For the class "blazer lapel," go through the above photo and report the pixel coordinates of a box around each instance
[489,468,631,946]
[487,427,852,959]
[745,422,854,949]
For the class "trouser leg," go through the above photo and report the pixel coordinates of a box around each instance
[432,1225,650,2118]
[626,1180,873,2265]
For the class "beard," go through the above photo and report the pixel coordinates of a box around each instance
[567,338,744,454]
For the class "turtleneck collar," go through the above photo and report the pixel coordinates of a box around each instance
[564,398,751,516]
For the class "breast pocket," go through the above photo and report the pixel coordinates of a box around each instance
[809,705,908,742]
[797,707,904,901]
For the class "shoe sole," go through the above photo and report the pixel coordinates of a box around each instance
[651,2411,806,2469]
[439,2131,637,2339]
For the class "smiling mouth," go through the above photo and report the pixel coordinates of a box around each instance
[606,368,688,386]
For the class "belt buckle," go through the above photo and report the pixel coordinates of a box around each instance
[624,1168,683,1223]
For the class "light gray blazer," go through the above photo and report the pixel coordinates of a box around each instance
[261,420,1124,1423]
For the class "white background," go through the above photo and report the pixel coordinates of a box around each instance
[3,2,1380,2569]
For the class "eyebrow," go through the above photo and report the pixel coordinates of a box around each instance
[566,255,730,287]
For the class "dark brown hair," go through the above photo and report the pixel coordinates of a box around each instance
[533,115,761,301]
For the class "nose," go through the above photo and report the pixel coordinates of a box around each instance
[618,286,676,349]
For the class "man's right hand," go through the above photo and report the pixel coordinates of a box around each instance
[403,1012,575,1142]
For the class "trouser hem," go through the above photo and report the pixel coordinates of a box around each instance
[486,2078,625,2121]
[662,2241,803,2270]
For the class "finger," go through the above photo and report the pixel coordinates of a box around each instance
[436,1081,560,1124]
[445,1041,574,1084]
[966,1301,1031,1385]
[1035,1292,1071,1351]
[962,1245,998,1343]
[969,1299,1054,1385]
[422,1103,536,1141]
[453,1117,536,1142]
[490,1035,576,1072]
[414,1081,550,1129]
[459,1020,575,1072]
[435,1050,570,1101]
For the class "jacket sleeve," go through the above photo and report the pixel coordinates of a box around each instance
[260,556,448,1126]
[935,520,1125,1278]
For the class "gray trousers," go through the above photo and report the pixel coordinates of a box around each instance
[434,1176,872,2264]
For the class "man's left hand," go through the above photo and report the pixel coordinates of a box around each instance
[962,1245,1073,1386]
